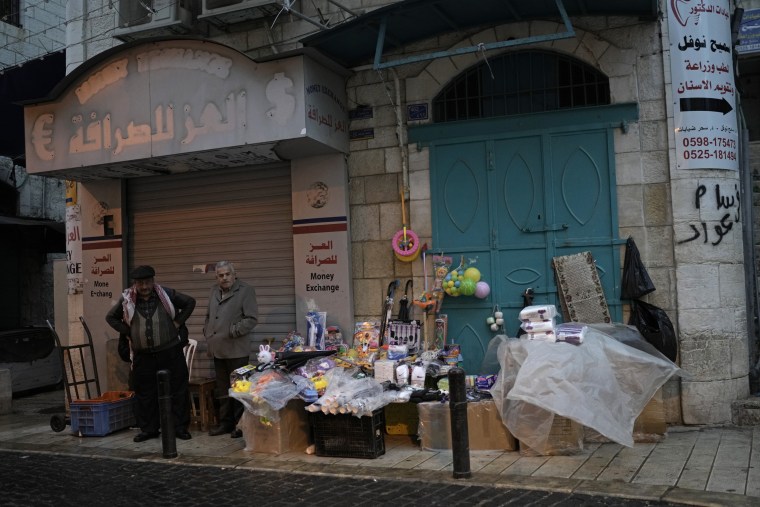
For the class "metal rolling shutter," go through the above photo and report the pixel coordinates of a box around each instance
[127,164,295,369]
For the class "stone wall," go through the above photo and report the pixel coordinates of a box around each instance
[0,0,66,68]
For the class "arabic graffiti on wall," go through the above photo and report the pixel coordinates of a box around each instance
[668,0,738,170]
[677,182,739,245]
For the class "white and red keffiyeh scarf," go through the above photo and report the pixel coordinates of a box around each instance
[121,284,176,325]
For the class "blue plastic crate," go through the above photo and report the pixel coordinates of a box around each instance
[70,391,136,437]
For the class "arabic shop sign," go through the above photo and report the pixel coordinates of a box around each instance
[24,40,348,174]
[667,0,738,170]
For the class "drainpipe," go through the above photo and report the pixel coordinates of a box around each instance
[391,69,409,199]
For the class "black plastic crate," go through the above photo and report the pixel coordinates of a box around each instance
[309,409,385,459]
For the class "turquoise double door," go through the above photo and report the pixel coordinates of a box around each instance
[423,110,631,373]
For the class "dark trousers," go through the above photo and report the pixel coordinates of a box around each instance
[131,344,190,434]
[213,356,249,429]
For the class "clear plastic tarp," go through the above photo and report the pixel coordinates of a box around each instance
[490,323,684,453]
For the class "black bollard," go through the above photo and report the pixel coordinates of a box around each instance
[448,367,471,479]
[157,369,177,459]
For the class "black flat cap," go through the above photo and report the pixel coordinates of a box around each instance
[130,265,155,279]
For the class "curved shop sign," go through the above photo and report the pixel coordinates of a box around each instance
[24,39,348,177]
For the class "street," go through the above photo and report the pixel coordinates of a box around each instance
[0,450,678,506]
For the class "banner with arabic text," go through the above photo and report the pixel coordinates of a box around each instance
[668,0,738,170]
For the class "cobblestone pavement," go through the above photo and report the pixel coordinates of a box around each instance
[1,450,676,507]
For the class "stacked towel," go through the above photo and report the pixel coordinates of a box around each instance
[518,305,557,342]
[554,322,586,345]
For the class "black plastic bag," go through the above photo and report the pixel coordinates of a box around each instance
[628,300,677,362]
[621,237,655,299]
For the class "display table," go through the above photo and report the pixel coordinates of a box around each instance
[491,324,682,454]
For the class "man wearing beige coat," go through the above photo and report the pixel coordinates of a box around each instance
[204,261,258,437]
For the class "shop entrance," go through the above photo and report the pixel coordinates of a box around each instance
[425,113,627,372]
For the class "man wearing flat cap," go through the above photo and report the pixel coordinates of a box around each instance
[106,265,196,442]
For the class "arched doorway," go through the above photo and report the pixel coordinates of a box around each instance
[411,50,639,372]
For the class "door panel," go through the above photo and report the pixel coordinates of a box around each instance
[431,126,620,373]
[433,142,491,249]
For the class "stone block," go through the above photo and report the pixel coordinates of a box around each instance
[609,74,638,103]
[579,32,611,62]
[644,228,675,267]
[643,182,671,226]
[639,120,668,152]
[719,263,748,308]
[364,174,401,204]
[615,152,643,185]
[352,278,383,317]
[409,199,432,238]
[349,204,380,241]
[599,48,637,78]
[679,333,732,381]
[616,185,645,227]
[379,202,401,239]
[641,150,669,184]
[613,122,641,155]
[409,169,430,201]
[681,377,749,424]
[639,99,667,122]
[637,54,666,101]
[384,147,402,174]
[362,241,394,278]
[348,149,385,178]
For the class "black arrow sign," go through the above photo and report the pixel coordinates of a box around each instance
[679,97,733,115]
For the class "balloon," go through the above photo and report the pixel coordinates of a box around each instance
[474,281,490,299]
[460,278,476,296]
[464,267,481,282]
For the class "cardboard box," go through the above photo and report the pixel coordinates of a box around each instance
[385,402,419,435]
[417,400,517,451]
[240,399,310,454]
[584,388,668,444]
[520,415,584,456]
[633,387,667,441]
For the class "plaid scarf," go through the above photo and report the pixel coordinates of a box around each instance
[121,284,175,325]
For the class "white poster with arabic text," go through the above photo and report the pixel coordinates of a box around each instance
[668,0,738,170]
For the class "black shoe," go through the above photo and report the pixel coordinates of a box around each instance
[133,431,159,443]
[230,429,243,439]
[176,430,192,440]
[208,425,232,436]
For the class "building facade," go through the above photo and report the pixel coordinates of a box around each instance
[17,0,760,425]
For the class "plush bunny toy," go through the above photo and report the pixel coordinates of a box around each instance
[257,344,274,364]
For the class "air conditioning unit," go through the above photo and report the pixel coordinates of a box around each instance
[199,0,282,27]
[113,0,199,42]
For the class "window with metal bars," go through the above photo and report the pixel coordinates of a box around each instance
[0,0,20,27]
[433,50,610,122]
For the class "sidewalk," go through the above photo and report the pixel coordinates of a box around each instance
[1,388,759,507]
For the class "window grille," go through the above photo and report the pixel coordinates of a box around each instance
[433,50,610,122]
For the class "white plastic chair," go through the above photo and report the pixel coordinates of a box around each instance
[184,338,198,380]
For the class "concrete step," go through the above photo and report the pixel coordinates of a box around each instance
[731,395,760,425]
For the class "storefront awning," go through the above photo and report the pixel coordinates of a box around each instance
[301,0,658,69]
[0,215,65,253]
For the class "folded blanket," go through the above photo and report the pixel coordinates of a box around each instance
[519,304,557,321]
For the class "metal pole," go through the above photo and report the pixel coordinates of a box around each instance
[157,369,177,459]
[448,367,471,479]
